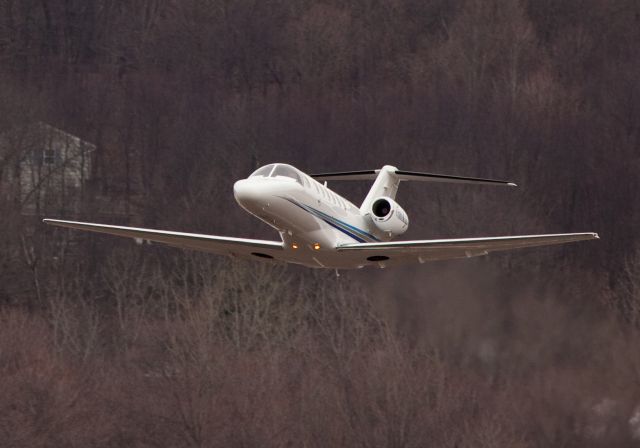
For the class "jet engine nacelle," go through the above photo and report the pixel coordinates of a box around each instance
[369,197,409,237]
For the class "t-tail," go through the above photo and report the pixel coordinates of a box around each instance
[311,165,516,240]
[311,165,516,210]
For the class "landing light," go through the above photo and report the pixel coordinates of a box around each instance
[313,243,321,250]
[292,243,299,249]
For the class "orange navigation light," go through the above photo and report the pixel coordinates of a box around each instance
[292,243,299,249]
[313,243,321,250]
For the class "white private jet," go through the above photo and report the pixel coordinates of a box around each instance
[44,163,598,269]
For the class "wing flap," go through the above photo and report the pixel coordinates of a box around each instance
[338,233,599,264]
[43,219,284,257]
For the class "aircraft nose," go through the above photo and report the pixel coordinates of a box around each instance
[233,179,262,207]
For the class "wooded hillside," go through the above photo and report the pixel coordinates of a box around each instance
[0,1,639,446]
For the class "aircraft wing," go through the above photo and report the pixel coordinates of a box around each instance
[43,219,284,259]
[337,233,599,266]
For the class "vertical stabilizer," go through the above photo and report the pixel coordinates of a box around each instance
[360,165,400,212]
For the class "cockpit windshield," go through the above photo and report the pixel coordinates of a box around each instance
[249,164,303,184]
[250,164,276,177]
[271,164,302,183]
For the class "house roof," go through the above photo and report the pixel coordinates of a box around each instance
[0,122,96,152]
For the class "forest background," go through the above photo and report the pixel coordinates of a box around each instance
[1,0,639,446]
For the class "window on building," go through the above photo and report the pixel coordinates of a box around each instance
[43,149,56,165]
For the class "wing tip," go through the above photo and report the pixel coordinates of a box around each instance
[507,182,518,187]
[43,218,68,226]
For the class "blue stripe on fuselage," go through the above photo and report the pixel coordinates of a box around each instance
[279,196,379,243]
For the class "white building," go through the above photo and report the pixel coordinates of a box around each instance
[0,122,95,216]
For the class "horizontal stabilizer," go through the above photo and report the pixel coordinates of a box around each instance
[394,170,516,187]
[311,170,378,181]
[311,168,516,186]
